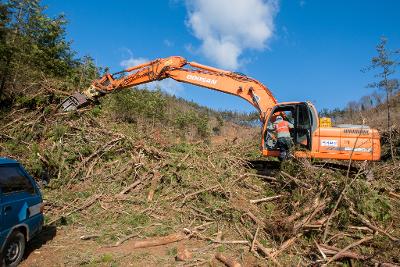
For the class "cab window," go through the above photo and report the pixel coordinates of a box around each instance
[0,165,35,194]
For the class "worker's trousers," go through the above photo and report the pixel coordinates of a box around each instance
[277,137,292,161]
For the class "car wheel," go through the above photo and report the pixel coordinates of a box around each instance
[2,231,26,267]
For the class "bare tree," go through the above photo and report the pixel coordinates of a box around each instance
[363,37,399,160]
[371,91,383,107]
[346,101,360,122]
[360,95,373,111]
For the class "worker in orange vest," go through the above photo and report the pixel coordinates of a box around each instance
[273,115,294,160]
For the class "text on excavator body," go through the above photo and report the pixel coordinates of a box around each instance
[186,74,218,85]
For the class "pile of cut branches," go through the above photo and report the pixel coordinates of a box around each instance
[0,91,399,266]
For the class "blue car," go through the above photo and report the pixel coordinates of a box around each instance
[0,158,44,267]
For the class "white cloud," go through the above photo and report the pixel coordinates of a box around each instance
[119,48,149,69]
[155,79,184,95]
[185,0,279,70]
[119,52,184,95]
[163,39,174,47]
[184,43,197,54]
[120,57,148,69]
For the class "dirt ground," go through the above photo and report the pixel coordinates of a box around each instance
[21,225,260,267]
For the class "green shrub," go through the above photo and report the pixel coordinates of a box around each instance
[195,113,209,138]
[174,110,210,138]
[90,106,102,117]
[108,88,166,123]
[16,95,48,109]
[349,180,392,223]
[51,124,68,140]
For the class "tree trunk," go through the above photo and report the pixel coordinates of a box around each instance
[386,90,390,130]
[386,90,395,162]
[0,55,12,99]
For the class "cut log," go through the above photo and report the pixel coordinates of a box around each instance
[147,171,162,201]
[127,232,187,249]
[250,195,283,204]
[215,253,242,267]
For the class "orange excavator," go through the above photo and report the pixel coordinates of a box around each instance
[60,56,380,161]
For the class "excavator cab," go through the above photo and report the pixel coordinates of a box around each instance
[263,102,316,155]
[263,101,380,161]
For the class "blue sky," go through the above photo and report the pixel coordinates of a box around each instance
[43,0,400,113]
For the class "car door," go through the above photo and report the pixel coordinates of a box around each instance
[0,164,37,232]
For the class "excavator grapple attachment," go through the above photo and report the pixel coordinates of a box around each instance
[59,92,89,112]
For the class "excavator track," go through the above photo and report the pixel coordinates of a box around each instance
[245,159,359,177]
[312,161,359,174]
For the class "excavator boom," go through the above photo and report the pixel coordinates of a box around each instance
[60,56,276,121]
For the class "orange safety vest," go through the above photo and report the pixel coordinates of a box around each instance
[275,120,290,134]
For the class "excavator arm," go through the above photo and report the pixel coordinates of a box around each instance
[60,56,277,122]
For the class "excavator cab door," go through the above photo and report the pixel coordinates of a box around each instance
[295,103,313,150]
